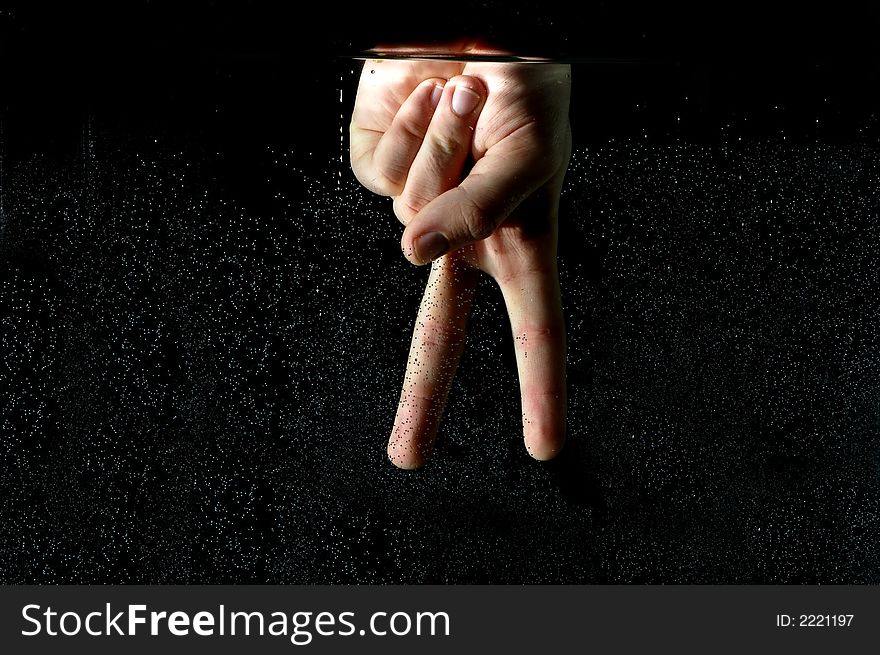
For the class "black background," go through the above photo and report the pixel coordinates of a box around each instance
[1,2,880,583]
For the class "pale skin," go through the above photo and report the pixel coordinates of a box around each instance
[350,52,572,469]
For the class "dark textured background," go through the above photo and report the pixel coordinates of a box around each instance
[1,2,880,583]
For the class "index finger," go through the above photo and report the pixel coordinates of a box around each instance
[389,253,478,468]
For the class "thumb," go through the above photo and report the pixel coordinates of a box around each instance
[400,127,558,265]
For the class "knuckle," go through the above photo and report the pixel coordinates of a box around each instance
[399,116,430,145]
[372,174,403,198]
[351,154,403,197]
[427,132,460,160]
[517,324,559,345]
[460,200,494,241]
[374,168,405,196]
[416,316,465,352]
[392,196,417,226]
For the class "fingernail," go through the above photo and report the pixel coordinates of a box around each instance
[430,84,444,108]
[413,232,449,264]
[451,85,480,116]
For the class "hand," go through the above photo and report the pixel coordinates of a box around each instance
[350,52,572,469]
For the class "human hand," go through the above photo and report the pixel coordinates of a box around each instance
[350,52,572,469]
